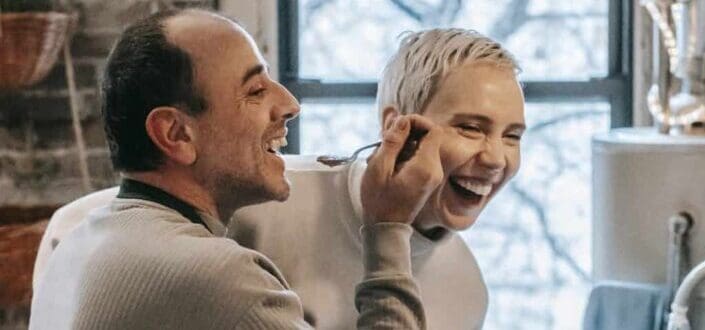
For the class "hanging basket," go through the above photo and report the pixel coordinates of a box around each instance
[0,12,74,90]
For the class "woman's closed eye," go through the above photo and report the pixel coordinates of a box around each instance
[456,123,485,137]
[504,132,522,140]
[503,129,524,145]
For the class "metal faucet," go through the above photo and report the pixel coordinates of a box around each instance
[642,0,705,135]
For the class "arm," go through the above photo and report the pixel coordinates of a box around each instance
[355,114,445,330]
[355,223,424,329]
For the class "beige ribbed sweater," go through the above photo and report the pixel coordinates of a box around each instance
[232,157,487,329]
[30,197,425,329]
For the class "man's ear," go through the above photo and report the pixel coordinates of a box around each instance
[381,106,400,130]
[144,107,197,166]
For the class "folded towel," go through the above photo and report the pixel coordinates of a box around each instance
[583,281,665,330]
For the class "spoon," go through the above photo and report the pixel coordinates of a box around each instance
[317,141,382,167]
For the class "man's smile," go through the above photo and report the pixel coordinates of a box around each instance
[265,136,287,154]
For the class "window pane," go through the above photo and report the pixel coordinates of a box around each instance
[299,0,608,82]
[299,100,380,156]
[299,101,610,329]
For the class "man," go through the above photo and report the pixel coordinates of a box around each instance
[34,28,525,329]
[30,9,446,329]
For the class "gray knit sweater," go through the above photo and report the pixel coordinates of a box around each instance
[30,198,425,329]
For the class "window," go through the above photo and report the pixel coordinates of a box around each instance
[279,0,632,328]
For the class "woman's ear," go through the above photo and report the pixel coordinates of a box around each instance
[381,106,401,130]
[144,107,198,166]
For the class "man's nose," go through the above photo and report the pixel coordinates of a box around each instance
[272,83,301,122]
[477,137,506,171]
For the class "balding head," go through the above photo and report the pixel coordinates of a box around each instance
[164,10,244,61]
[161,10,265,112]
[101,9,244,172]
[164,10,242,45]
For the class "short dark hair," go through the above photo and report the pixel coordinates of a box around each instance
[101,9,207,172]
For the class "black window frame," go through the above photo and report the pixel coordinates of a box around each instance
[278,0,633,154]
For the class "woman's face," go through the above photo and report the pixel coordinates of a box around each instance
[395,61,526,232]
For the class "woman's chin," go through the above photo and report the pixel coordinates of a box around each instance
[439,206,480,231]
[438,187,485,230]
[415,187,486,233]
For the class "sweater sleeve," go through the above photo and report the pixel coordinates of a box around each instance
[355,223,427,330]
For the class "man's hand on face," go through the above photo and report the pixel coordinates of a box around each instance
[361,114,444,226]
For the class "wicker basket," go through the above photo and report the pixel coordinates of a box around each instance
[0,12,73,90]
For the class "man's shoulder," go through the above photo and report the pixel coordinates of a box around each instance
[68,213,289,292]
[166,236,290,290]
[36,220,298,329]
[47,187,119,237]
[56,186,120,216]
[61,202,239,266]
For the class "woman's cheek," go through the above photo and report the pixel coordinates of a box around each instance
[507,146,522,178]
[439,133,483,171]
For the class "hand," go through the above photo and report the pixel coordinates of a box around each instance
[361,114,444,225]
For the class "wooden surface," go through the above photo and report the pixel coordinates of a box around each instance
[0,220,48,307]
[0,206,56,328]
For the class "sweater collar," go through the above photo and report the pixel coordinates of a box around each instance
[117,178,225,236]
[347,159,452,257]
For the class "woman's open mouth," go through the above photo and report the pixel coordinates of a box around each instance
[448,177,492,204]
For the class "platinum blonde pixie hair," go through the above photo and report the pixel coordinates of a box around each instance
[377,28,520,118]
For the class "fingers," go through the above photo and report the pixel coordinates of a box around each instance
[361,114,446,224]
[395,114,443,165]
[394,115,434,162]
[406,114,436,133]
[368,114,444,187]
[413,124,443,160]
[396,116,445,186]
[367,116,411,181]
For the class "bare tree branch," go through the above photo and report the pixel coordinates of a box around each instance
[490,0,530,40]
[390,0,463,25]
[390,0,423,22]
[529,109,606,132]
[510,181,591,282]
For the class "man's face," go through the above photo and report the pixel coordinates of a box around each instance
[410,62,525,231]
[170,15,300,213]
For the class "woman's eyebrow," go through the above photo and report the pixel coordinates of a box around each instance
[451,113,526,131]
[507,123,526,131]
[450,113,492,125]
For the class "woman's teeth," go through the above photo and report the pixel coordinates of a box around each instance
[266,137,288,152]
[452,178,492,196]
